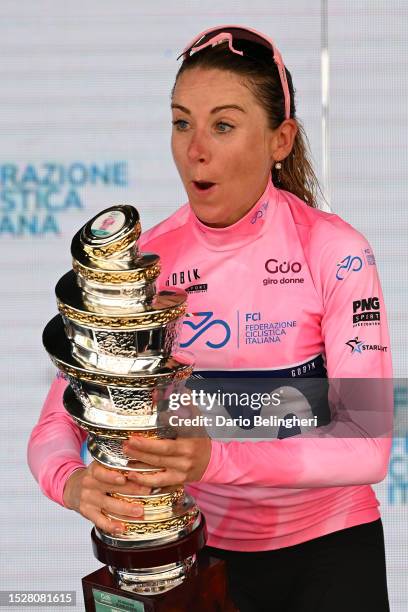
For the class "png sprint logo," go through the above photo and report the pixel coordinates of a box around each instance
[353,296,381,327]
[345,336,387,355]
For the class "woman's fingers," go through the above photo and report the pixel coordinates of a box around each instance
[89,463,152,495]
[127,469,186,488]
[84,504,126,535]
[123,435,212,484]
[91,463,127,485]
[123,447,191,472]
[115,480,152,496]
[80,490,144,534]
[67,461,157,534]
[102,495,144,519]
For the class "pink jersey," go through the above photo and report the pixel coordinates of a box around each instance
[28,177,392,551]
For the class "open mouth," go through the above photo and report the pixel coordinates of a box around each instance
[193,181,216,191]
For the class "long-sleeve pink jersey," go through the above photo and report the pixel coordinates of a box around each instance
[28,177,393,551]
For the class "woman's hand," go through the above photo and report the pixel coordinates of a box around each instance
[123,435,212,488]
[62,461,151,535]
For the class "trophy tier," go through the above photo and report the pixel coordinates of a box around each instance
[43,315,194,384]
[54,271,187,374]
[71,205,156,312]
[100,495,200,543]
[60,314,182,375]
[62,383,173,436]
[76,205,142,262]
[72,248,160,275]
[56,269,187,322]
[73,254,161,311]
[91,514,207,561]
[63,385,176,474]
[91,515,207,595]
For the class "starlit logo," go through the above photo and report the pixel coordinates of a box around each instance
[345,337,388,355]
[346,337,365,354]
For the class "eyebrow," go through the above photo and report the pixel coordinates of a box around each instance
[171,103,246,114]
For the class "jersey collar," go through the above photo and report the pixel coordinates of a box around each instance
[189,176,279,251]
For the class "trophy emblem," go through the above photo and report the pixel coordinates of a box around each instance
[42,205,208,602]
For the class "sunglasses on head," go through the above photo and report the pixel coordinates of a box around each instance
[177,25,290,120]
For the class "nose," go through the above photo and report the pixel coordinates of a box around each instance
[187,129,211,164]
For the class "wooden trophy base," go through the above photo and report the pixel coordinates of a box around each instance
[82,551,237,611]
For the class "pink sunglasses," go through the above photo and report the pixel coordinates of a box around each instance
[177,25,290,120]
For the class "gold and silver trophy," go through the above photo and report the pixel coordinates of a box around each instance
[42,206,207,602]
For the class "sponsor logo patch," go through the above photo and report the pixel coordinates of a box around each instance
[362,247,376,266]
[353,296,381,326]
[336,255,363,280]
[166,268,201,287]
[346,336,387,355]
[186,283,208,294]
[263,258,304,286]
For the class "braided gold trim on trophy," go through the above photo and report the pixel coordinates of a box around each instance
[83,222,141,258]
[69,418,163,439]
[105,509,199,536]
[110,487,184,508]
[56,361,193,387]
[72,260,161,285]
[57,301,186,329]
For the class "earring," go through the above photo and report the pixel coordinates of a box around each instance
[274,161,282,187]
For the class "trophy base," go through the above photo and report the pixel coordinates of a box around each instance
[82,552,238,611]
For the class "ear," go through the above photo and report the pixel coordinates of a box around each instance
[269,119,298,162]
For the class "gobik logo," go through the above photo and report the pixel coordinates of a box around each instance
[165,268,207,293]
[353,296,380,326]
[263,259,304,286]
[166,268,201,286]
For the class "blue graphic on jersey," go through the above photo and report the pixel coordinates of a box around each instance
[336,255,363,280]
[181,311,231,349]
[80,440,91,465]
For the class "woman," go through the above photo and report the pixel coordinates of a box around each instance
[28,26,392,611]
